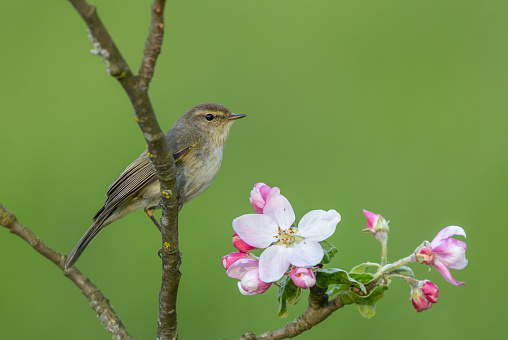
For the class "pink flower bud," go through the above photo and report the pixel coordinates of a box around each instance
[249,183,280,214]
[222,252,251,270]
[411,286,433,312]
[290,266,316,289]
[232,232,256,253]
[421,280,439,303]
[362,209,389,242]
[415,245,434,265]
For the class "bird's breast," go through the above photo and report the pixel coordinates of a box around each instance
[177,146,223,204]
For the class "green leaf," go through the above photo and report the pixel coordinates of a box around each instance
[349,273,374,284]
[390,265,415,278]
[350,262,381,274]
[286,285,302,306]
[277,276,302,318]
[355,285,387,318]
[320,240,338,264]
[315,268,366,294]
[277,276,289,318]
[356,299,377,319]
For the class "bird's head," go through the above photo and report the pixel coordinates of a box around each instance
[180,103,246,144]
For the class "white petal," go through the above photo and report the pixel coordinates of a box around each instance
[233,214,278,248]
[430,226,466,247]
[263,191,295,228]
[297,210,341,241]
[258,245,290,283]
[286,240,324,267]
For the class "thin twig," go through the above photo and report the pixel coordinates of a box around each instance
[138,0,167,91]
[0,204,134,340]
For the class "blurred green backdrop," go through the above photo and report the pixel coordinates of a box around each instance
[1,0,506,339]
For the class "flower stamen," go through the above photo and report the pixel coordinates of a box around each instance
[274,226,297,246]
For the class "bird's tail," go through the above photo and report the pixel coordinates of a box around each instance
[65,222,104,270]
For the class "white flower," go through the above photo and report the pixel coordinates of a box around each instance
[233,190,341,283]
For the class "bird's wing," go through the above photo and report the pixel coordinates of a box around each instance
[93,129,205,224]
[167,127,206,163]
[92,150,155,223]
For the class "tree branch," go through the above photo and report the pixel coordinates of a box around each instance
[240,283,377,340]
[69,1,180,339]
[0,204,134,340]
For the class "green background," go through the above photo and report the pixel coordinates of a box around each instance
[0,0,505,339]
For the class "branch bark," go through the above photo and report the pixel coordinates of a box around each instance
[239,283,377,340]
[0,204,134,340]
[69,1,180,339]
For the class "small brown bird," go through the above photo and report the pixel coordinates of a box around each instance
[65,103,246,269]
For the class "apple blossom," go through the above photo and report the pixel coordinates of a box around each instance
[249,183,279,214]
[226,258,272,295]
[232,232,256,253]
[233,190,341,283]
[290,266,316,289]
[415,226,468,286]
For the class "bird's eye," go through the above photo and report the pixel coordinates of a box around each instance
[205,114,214,121]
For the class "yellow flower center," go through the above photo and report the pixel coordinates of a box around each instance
[274,226,297,246]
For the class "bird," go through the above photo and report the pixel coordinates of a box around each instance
[65,103,246,269]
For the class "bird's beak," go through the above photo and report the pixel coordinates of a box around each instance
[227,113,247,120]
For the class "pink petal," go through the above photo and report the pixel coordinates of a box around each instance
[259,245,290,283]
[433,260,466,286]
[421,281,439,303]
[297,210,341,241]
[222,252,250,270]
[263,191,295,228]
[259,184,275,201]
[363,209,380,230]
[286,240,324,267]
[249,197,265,214]
[430,226,466,247]
[433,238,468,270]
[226,258,259,280]
[233,214,278,248]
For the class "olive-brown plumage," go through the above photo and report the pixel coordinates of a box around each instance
[65,103,245,269]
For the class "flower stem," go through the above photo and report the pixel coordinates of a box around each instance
[371,254,416,283]
[380,238,388,267]
[387,273,420,286]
